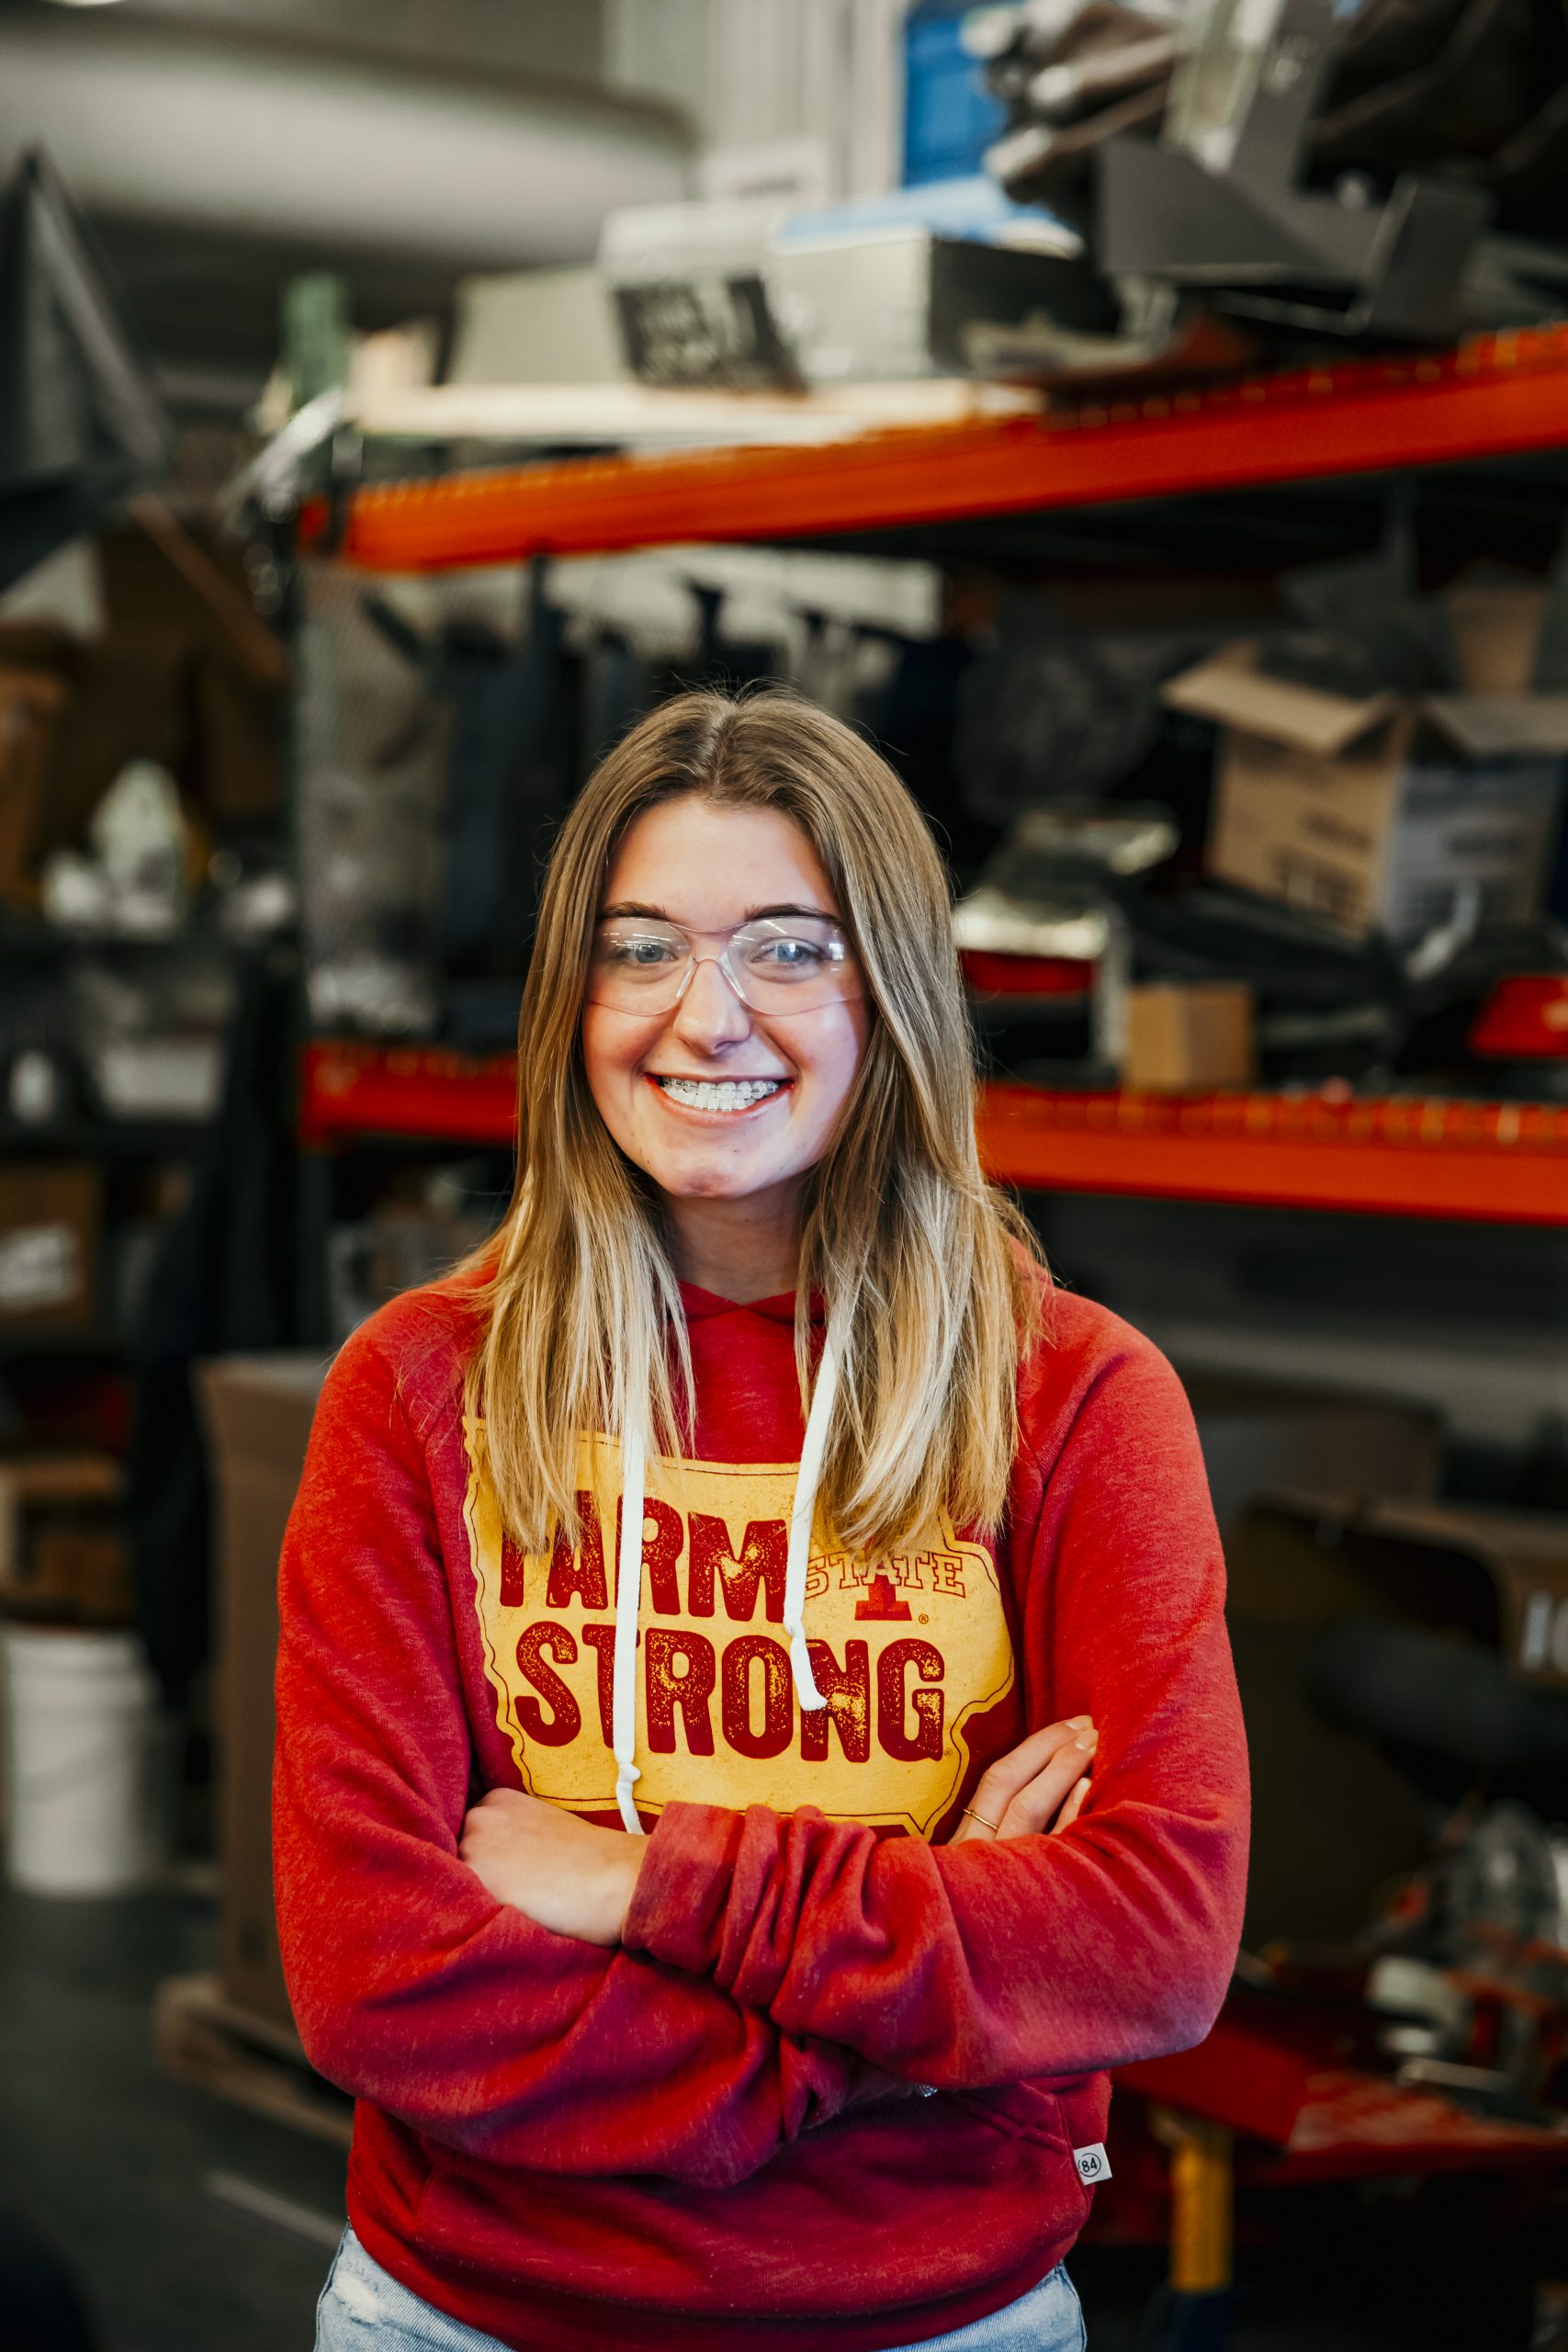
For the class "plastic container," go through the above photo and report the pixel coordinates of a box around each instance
[2,1626,160,1895]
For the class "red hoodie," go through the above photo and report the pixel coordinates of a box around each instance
[274,1276,1247,2352]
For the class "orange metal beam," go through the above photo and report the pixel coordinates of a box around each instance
[976,1082,1568,1226]
[299,1041,515,1148]
[335,326,1568,571]
[299,1046,1568,1226]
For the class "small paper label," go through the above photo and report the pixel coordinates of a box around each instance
[1074,2143,1111,2185]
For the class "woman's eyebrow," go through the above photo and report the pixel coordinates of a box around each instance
[598,900,839,922]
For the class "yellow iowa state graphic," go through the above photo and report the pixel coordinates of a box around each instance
[463,1425,1016,1838]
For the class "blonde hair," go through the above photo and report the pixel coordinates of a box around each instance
[464,687,1044,1555]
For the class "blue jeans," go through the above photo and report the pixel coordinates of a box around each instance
[316,2225,1087,2351]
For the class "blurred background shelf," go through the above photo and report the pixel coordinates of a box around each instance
[327,326,1568,571]
[0,1121,212,1159]
[976,1082,1568,1226]
[299,1045,1568,1225]
[298,1041,515,1148]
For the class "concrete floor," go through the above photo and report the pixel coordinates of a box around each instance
[0,1882,346,2352]
[0,1879,1552,2352]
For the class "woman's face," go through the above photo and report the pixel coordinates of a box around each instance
[580,796,870,1224]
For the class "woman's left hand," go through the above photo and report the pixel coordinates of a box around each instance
[950,1716,1097,1845]
[459,1787,644,1947]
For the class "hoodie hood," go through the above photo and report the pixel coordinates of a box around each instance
[676,1282,819,1327]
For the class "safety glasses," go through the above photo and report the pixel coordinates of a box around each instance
[586,913,861,1015]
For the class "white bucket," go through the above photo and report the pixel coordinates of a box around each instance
[2,1626,161,1895]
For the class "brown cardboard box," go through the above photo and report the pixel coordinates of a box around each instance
[0,1451,125,1623]
[0,1167,102,1331]
[102,522,284,830]
[196,654,283,828]
[1443,570,1546,695]
[1164,643,1568,937]
[198,1356,328,2031]
[40,634,193,856]
[1124,982,1253,1091]
[0,667,69,901]
[24,1527,132,1623]
[1,520,285,868]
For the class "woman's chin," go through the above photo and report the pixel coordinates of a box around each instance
[648,1160,775,1203]
[634,1139,807,1209]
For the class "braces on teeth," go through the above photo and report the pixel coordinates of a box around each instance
[659,1078,782,1109]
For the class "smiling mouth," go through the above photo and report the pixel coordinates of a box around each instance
[652,1076,786,1113]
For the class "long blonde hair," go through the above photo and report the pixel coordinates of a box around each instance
[465,687,1044,1555]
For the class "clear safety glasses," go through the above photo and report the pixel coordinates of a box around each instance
[586,913,861,1015]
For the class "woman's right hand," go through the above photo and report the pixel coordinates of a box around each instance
[950,1716,1097,1844]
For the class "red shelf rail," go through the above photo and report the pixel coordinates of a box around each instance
[299,1041,516,1148]
[326,326,1568,572]
[299,1046,1568,1225]
[977,1080,1568,1225]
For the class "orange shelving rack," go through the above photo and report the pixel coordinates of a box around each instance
[974,1081,1568,1227]
[300,1041,517,1150]
[299,1046,1568,1227]
[299,330,1568,1227]
[326,325,1568,572]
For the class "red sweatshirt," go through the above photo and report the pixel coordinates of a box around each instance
[274,1276,1247,2352]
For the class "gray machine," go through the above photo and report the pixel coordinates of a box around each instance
[1097,0,1568,343]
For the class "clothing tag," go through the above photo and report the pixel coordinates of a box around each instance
[1074,2143,1111,2185]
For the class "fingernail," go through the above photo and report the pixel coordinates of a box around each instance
[1075,1731,1097,1750]
[1066,1715,1092,1728]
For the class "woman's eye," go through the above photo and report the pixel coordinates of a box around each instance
[604,933,680,967]
[750,935,825,970]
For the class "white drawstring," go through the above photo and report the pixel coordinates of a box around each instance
[612,1415,647,1835]
[607,1327,840,1828]
[784,1328,840,1713]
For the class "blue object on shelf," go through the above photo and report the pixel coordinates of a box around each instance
[777,175,1067,250]
[903,2,1010,187]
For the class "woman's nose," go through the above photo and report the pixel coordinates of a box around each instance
[671,954,752,1048]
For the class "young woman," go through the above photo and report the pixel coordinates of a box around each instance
[277,690,1248,2352]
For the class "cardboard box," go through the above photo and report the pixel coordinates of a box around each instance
[448,265,626,387]
[0,666,69,901]
[1442,571,1546,695]
[602,199,1096,387]
[39,634,194,859]
[1124,982,1253,1091]
[24,1526,131,1623]
[1165,643,1568,937]
[198,1356,328,2031]
[0,1451,125,1623]
[0,1166,102,1331]
[196,651,283,829]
